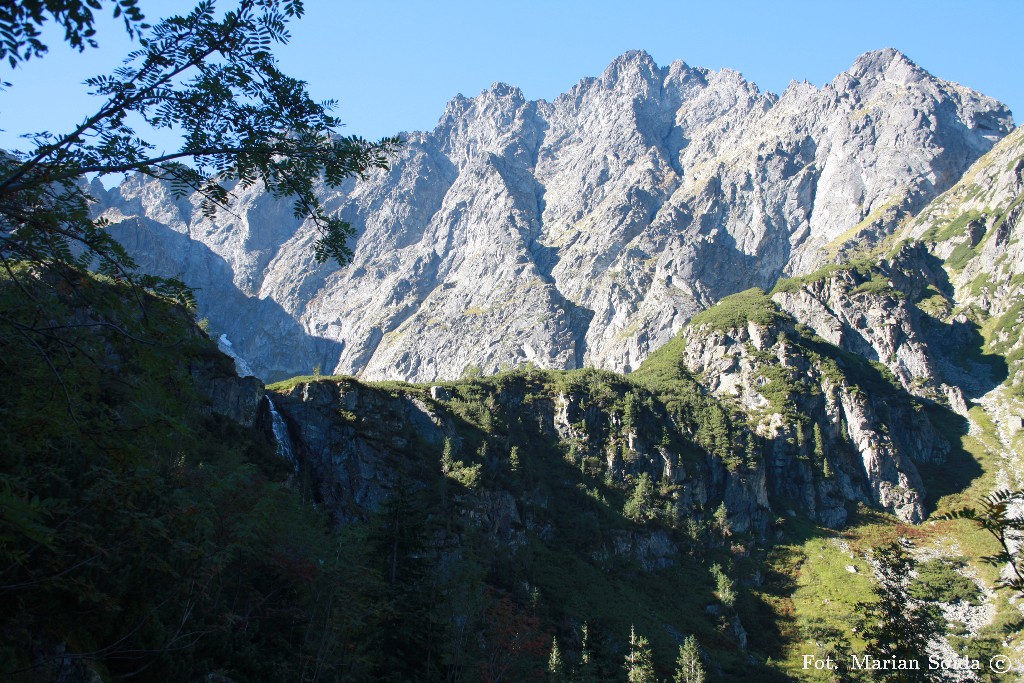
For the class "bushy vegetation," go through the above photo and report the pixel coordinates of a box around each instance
[0,269,367,680]
[853,542,945,681]
[5,262,1011,680]
[910,559,983,605]
[769,258,897,298]
[631,331,755,471]
[919,210,983,244]
[2,266,793,680]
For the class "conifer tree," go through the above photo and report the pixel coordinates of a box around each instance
[624,472,656,522]
[710,563,736,609]
[712,502,731,538]
[853,541,943,682]
[813,422,825,459]
[624,625,658,683]
[575,622,597,683]
[673,635,705,683]
[548,636,568,683]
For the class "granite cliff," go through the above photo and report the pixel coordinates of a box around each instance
[96,48,1013,382]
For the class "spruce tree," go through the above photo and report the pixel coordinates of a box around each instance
[575,622,597,683]
[710,563,736,609]
[548,636,568,683]
[853,541,943,682]
[624,473,656,522]
[624,625,658,683]
[673,635,705,683]
[712,502,731,538]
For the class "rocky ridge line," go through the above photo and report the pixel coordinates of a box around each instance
[99,49,1014,382]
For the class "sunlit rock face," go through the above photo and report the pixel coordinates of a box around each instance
[100,48,1013,382]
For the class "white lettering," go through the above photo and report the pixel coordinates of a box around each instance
[850,655,920,670]
[802,655,837,670]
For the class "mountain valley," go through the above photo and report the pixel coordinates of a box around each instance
[3,46,1024,682]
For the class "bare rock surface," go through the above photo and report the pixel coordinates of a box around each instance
[99,49,1013,382]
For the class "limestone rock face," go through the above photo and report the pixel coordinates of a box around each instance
[901,126,1024,392]
[680,315,942,524]
[770,251,959,402]
[268,378,451,522]
[99,49,1013,382]
[268,373,774,541]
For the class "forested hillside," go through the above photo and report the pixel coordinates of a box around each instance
[2,3,1023,681]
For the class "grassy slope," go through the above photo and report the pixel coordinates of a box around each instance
[632,278,1021,679]
[271,363,785,679]
[276,284,1006,680]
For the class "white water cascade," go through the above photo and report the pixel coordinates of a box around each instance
[267,398,298,473]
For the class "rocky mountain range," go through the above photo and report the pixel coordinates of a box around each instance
[8,42,1024,680]
[247,120,1024,673]
[95,48,1014,383]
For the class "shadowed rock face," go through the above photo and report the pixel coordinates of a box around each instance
[900,127,1024,391]
[268,373,775,541]
[679,315,942,525]
[100,49,1013,383]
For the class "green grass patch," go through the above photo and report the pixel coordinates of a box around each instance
[850,272,900,297]
[969,273,995,298]
[768,258,888,298]
[266,373,353,391]
[758,515,879,680]
[689,287,788,332]
[946,239,979,271]
[922,209,983,244]
[822,193,905,257]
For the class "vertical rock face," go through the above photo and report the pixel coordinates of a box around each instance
[99,49,1013,382]
[268,372,775,542]
[900,126,1024,392]
[678,312,938,524]
[769,251,962,406]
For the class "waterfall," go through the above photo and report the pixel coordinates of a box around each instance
[267,398,298,473]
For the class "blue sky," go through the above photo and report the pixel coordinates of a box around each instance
[1,0,1020,155]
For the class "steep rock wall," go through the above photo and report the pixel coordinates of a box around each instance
[99,49,1013,382]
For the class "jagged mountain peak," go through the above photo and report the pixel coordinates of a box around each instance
[604,48,660,72]
[849,47,924,81]
[485,81,525,99]
[591,49,667,99]
[101,49,1015,382]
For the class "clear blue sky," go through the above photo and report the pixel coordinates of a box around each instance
[1,0,1020,155]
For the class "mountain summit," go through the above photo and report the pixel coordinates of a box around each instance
[99,50,1014,382]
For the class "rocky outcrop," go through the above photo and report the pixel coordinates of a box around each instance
[678,303,947,524]
[266,294,949,540]
[99,49,1013,383]
[268,371,776,556]
[769,247,976,412]
[268,379,449,521]
[200,372,265,427]
[901,126,1024,392]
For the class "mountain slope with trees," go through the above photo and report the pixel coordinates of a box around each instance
[2,2,1024,681]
